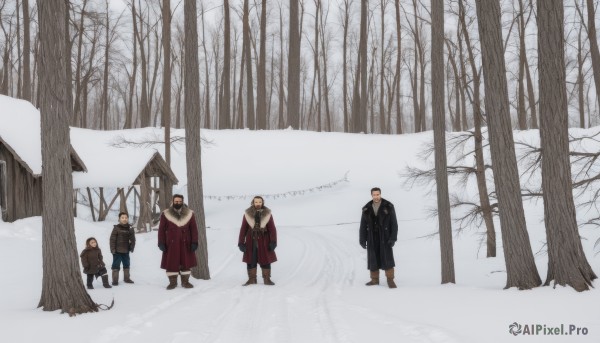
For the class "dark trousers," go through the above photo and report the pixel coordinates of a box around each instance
[246,240,270,269]
[111,252,131,270]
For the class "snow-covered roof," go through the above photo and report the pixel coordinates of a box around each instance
[0,95,86,176]
[71,128,178,189]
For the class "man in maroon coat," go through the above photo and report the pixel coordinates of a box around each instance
[158,194,199,290]
[238,196,277,286]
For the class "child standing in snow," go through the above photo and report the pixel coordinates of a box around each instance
[80,237,112,289]
[110,212,136,285]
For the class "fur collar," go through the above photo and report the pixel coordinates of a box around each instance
[362,199,392,215]
[244,206,272,229]
[163,205,194,227]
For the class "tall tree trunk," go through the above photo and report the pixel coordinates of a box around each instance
[37,0,96,314]
[359,0,368,134]
[475,0,541,289]
[200,3,211,129]
[137,0,150,127]
[256,0,267,130]
[72,1,86,127]
[342,0,350,132]
[432,0,455,284]
[379,0,387,134]
[124,2,138,129]
[516,0,527,130]
[161,0,172,210]
[412,0,420,132]
[586,0,600,112]
[102,0,110,130]
[243,0,255,129]
[459,0,496,258]
[578,24,586,128]
[220,0,231,129]
[278,4,285,129]
[538,0,597,292]
[287,0,301,129]
[22,0,32,101]
[395,0,402,134]
[184,0,210,280]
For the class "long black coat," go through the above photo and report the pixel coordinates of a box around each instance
[359,198,398,270]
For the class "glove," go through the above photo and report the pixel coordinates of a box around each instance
[191,243,198,252]
[158,243,166,252]
[388,240,395,248]
[238,243,246,253]
[360,242,367,249]
[268,241,277,251]
[129,248,134,253]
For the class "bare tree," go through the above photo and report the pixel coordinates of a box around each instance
[22,0,31,101]
[161,0,172,209]
[220,0,231,129]
[37,0,96,314]
[287,0,301,129]
[475,0,541,289]
[243,0,255,129]
[585,0,600,112]
[394,0,402,134]
[431,0,455,284]
[184,0,210,280]
[537,0,597,292]
[458,0,496,257]
[256,0,267,130]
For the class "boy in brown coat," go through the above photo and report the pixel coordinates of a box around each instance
[110,212,136,285]
[80,237,112,289]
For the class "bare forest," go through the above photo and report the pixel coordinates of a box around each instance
[1,0,599,133]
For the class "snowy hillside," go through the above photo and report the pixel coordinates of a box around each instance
[1,128,599,343]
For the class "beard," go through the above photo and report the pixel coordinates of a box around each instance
[173,203,183,210]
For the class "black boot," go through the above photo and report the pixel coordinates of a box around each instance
[101,274,112,288]
[86,274,94,290]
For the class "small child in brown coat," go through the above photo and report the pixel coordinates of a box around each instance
[80,237,112,289]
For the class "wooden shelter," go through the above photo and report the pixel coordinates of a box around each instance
[70,128,179,231]
[0,95,87,222]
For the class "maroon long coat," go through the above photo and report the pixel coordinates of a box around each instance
[158,206,199,272]
[238,206,277,265]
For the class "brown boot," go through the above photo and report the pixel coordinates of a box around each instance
[243,268,257,286]
[385,268,397,288]
[86,274,94,289]
[366,270,379,286]
[181,274,194,288]
[101,275,112,288]
[262,268,275,286]
[166,275,178,290]
[112,269,119,286]
[123,268,134,284]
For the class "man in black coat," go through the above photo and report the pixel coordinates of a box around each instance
[359,187,398,288]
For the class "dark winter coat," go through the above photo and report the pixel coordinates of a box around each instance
[158,205,199,272]
[359,198,398,270]
[238,206,277,265]
[110,223,136,254]
[80,247,106,275]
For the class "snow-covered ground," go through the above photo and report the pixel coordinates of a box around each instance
[1,128,599,343]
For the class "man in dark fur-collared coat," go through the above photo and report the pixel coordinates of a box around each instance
[158,194,199,290]
[238,196,277,286]
[359,187,399,288]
